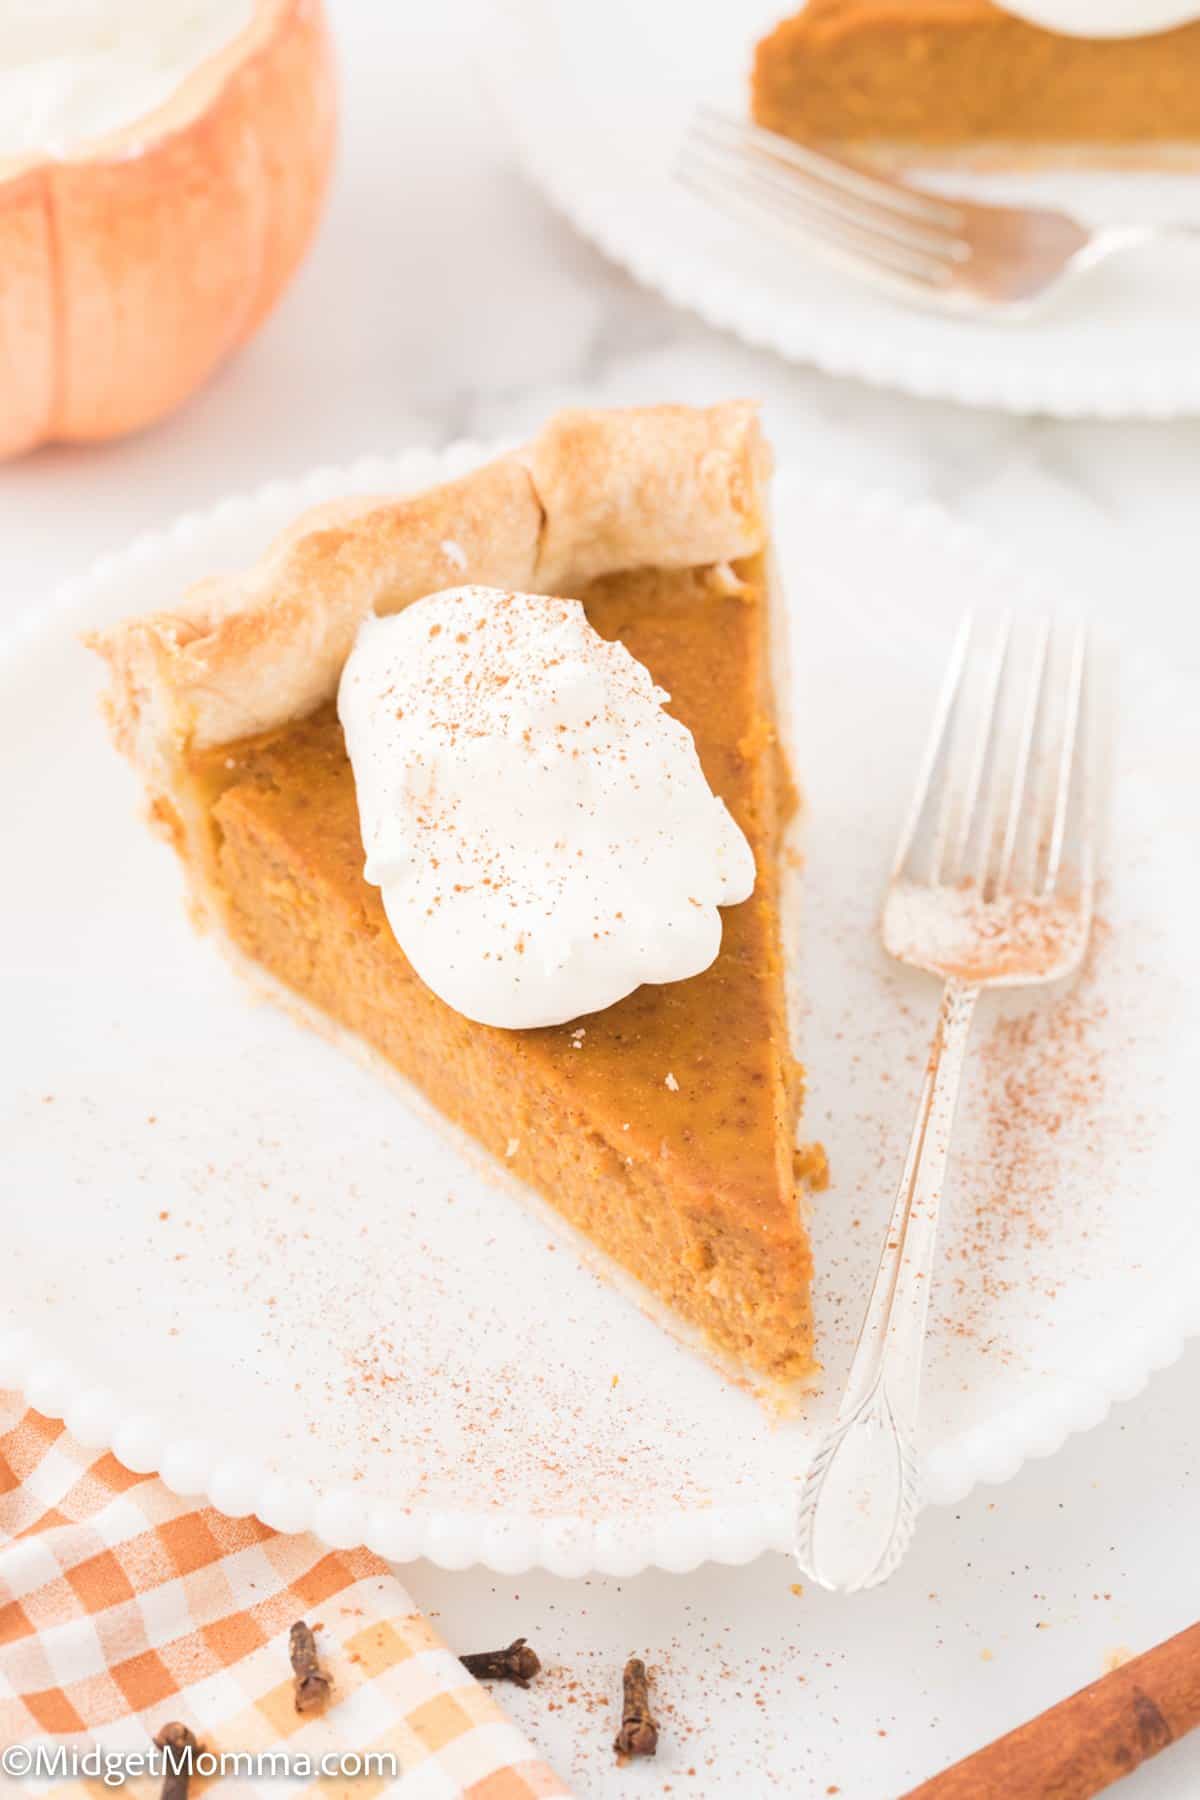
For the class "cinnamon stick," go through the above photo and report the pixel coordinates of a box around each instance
[904,1620,1200,1799]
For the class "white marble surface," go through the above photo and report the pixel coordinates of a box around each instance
[2,2,1199,1794]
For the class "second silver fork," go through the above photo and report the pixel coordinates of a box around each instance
[679,108,1196,316]
[795,612,1096,1592]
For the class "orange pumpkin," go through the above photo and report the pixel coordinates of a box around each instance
[0,0,336,458]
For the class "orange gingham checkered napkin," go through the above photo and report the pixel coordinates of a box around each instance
[0,1396,571,1799]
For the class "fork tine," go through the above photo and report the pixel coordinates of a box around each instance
[686,111,968,264]
[993,615,1051,896]
[943,613,1013,885]
[677,155,954,292]
[892,612,974,881]
[1042,623,1089,897]
[696,107,963,232]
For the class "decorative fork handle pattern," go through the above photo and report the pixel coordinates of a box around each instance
[794,977,980,1592]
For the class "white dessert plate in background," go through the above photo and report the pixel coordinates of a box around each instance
[3,444,1198,1575]
[479,0,1200,418]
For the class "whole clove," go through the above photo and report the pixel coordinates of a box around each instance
[614,1656,658,1760]
[153,1722,202,1800]
[289,1618,332,1713]
[460,1636,542,1688]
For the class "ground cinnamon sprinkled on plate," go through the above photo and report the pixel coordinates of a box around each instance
[943,915,1113,1344]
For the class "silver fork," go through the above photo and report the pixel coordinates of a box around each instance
[679,108,1198,316]
[794,612,1096,1592]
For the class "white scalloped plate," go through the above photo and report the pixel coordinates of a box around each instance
[3,445,1199,1576]
[480,0,1200,418]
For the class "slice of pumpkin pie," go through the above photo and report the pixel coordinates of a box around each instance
[89,402,823,1388]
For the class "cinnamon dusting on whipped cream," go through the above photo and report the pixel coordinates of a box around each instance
[338,586,754,1029]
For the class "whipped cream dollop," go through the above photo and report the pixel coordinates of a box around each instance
[993,0,1200,36]
[0,0,253,159]
[338,586,756,1030]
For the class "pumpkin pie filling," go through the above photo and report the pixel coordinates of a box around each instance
[191,558,816,1382]
[90,403,823,1392]
[753,0,1200,155]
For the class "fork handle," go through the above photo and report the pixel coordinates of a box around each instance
[794,977,980,1592]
